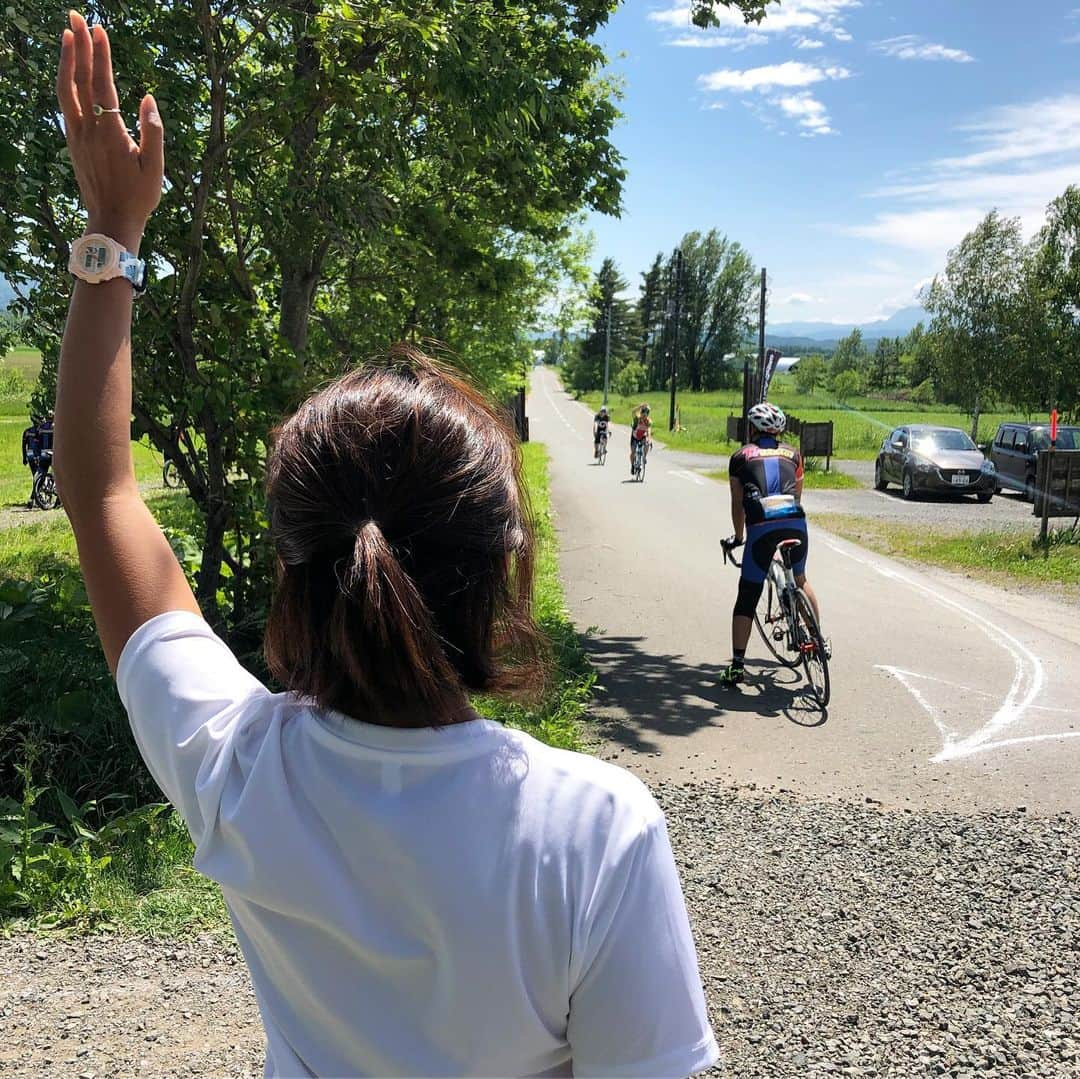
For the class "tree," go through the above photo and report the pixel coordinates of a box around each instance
[690,1,777,28]
[563,258,638,395]
[636,253,666,389]
[831,369,863,403]
[830,329,866,377]
[898,323,934,391]
[924,210,1025,438]
[1022,185,1080,420]
[674,230,756,391]
[1,0,625,637]
[794,355,826,396]
[867,337,901,393]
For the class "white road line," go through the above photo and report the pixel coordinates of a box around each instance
[538,373,586,441]
[823,535,1052,761]
[669,469,706,486]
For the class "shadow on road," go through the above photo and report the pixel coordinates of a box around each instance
[582,633,827,754]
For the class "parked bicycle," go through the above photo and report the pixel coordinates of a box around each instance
[722,537,830,708]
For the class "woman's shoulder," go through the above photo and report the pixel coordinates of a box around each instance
[502,728,661,823]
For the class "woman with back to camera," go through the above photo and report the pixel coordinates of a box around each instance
[52,12,718,1077]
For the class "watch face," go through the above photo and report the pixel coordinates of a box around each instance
[79,243,109,272]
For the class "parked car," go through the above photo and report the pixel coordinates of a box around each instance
[874,424,996,502]
[989,422,1080,501]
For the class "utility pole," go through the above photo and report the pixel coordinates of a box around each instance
[602,302,612,406]
[669,248,683,432]
[757,266,767,401]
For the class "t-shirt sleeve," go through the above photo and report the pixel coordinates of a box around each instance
[116,609,271,847]
[567,812,719,1078]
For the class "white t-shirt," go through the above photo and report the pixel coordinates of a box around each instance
[118,610,719,1078]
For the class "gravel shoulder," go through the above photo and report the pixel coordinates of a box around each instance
[3,783,1077,1078]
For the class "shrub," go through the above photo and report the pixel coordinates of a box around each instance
[612,361,648,398]
[911,378,936,405]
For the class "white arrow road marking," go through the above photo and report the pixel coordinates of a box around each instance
[822,535,1059,762]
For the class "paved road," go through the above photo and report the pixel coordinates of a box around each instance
[532,367,1080,814]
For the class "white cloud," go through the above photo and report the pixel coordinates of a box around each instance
[874,35,974,63]
[699,61,850,92]
[844,92,1080,258]
[785,291,825,304]
[648,1,859,41]
[795,37,825,49]
[777,92,834,136]
[668,32,767,49]
[937,94,1080,170]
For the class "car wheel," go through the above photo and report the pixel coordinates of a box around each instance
[994,486,1002,495]
[1025,473,1036,503]
[977,491,993,504]
[902,470,917,500]
[874,461,888,491]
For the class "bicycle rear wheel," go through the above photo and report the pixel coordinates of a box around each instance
[794,590,830,708]
[163,459,181,488]
[754,576,800,668]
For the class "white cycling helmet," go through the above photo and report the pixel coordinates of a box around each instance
[747,402,787,436]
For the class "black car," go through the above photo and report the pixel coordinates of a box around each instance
[874,424,996,502]
[989,422,1080,501]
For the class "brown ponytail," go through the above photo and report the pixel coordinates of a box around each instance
[264,346,546,725]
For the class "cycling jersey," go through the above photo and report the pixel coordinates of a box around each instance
[729,437,805,526]
[593,414,610,439]
[631,420,650,442]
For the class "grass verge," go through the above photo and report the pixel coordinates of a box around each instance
[2,440,593,934]
[817,513,1080,592]
[703,468,860,490]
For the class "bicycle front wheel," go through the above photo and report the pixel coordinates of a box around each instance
[754,576,800,668]
[794,590,830,708]
[34,475,60,511]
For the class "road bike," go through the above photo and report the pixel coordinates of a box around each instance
[632,439,647,482]
[596,432,608,466]
[722,537,830,708]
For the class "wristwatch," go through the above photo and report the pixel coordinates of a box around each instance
[68,233,147,292]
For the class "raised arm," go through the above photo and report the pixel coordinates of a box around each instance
[54,11,199,674]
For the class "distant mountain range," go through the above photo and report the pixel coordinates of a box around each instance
[768,305,927,348]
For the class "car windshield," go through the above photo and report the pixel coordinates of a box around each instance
[1031,428,1079,450]
[912,431,976,454]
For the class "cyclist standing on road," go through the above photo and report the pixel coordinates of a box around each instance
[629,402,652,474]
[719,403,822,687]
[21,414,46,507]
[592,405,611,459]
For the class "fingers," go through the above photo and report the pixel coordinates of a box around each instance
[69,11,95,121]
[138,94,165,185]
[91,24,119,111]
[56,28,81,129]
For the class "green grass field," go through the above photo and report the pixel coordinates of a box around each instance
[817,513,1080,594]
[579,374,1034,460]
[1,346,42,382]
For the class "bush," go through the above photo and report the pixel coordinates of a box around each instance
[612,361,648,398]
[829,369,864,402]
[911,378,936,405]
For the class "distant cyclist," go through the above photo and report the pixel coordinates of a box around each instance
[21,414,49,507]
[593,405,611,460]
[630,403,652,474]
[719,403,822,687]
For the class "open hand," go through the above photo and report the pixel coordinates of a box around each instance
[56,10,163,251]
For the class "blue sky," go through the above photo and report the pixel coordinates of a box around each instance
[585,1,1080,325]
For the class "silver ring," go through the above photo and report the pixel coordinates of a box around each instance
[92,104,121,116]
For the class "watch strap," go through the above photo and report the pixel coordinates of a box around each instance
[118,250,147,292]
